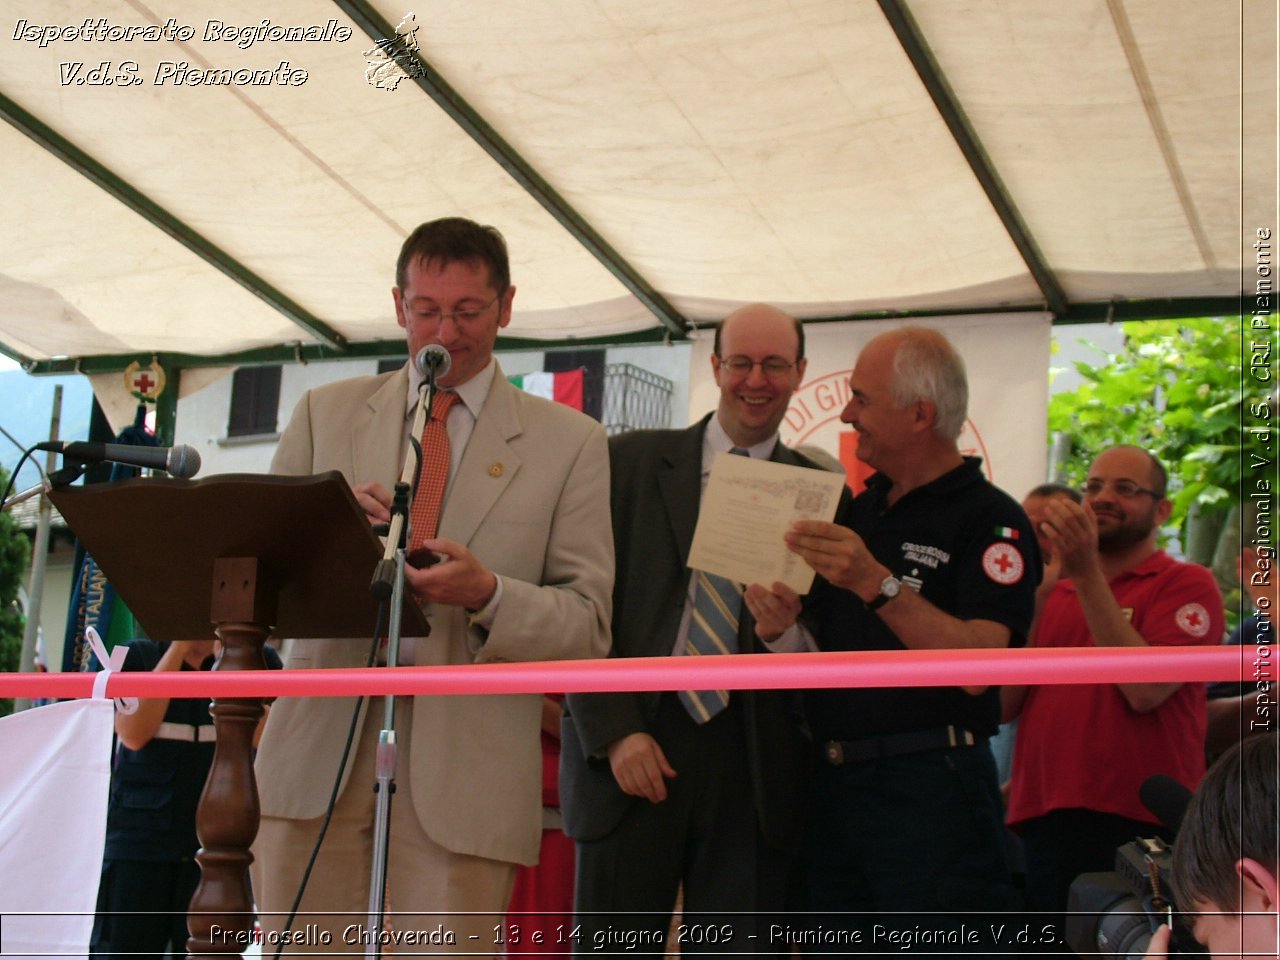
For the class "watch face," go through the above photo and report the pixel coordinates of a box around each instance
[881,576,901,597]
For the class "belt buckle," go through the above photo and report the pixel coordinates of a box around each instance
[824,741,844,766]
[945,726,976,749]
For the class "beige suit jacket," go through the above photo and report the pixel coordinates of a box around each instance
[254,362,612,865]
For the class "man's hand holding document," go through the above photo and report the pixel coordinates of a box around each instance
[688,451,846,594]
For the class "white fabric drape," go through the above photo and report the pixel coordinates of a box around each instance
[0,699,113,957]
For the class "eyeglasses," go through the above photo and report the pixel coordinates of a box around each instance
[717,355,797,378]
[1081,478,1163,499]
[406,294,500,326]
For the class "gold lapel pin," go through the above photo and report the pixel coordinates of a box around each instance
[488,462,504,478]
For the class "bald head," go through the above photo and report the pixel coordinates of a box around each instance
[715,303,804,360]
[711,303,807,448]
[1092,445,1167,498]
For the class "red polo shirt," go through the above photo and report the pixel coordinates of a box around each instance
[1008,550,1222,829]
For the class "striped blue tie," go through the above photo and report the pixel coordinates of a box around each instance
[678,569,743,722]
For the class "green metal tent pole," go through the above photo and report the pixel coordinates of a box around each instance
[153,363,181,448]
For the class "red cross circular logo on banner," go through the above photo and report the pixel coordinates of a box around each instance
[780,369,992,496]
[123,360,165,402]
[1175,602,1211,638]
[982,542,1024,585]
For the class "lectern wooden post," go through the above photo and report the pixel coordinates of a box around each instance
[50,472,427,959]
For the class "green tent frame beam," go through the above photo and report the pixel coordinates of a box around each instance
[333,0,690,341]
[879,0,1072,320]
[16,294,1240,376]
[0,91,350,355]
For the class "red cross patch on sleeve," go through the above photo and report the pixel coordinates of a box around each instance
[982,542,1024,585]
[1175,603,1211,638]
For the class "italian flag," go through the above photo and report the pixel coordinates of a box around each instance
[993,525,1020,539]
[509,369,584,412]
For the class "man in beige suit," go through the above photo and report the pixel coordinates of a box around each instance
[252,217,613,952]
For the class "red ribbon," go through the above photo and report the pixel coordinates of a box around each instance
[0,645,1251,700]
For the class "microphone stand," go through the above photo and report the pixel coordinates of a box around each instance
[1,463,86,512]
[365,366,441,957]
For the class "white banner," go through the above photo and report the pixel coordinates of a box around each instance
[688,313,1053,504]
[0,698,113,956]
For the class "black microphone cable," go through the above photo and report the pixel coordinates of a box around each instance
[271,595,390,959]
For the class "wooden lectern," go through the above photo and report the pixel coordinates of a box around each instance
[50,471,427,958]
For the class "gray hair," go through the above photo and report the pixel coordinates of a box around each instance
[888,327,969,441]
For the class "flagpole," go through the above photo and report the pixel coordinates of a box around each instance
[15,384,62,713]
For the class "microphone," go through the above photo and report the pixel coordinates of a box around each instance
[35,441,202,479]
[1139,774,1193,835]
[414,344,452,381]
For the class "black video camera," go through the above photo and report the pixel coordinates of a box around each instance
[1065,836,1204,958]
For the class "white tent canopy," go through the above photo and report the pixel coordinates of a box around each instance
[1,0,1274,374]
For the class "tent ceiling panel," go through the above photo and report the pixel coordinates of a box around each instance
[0,0,639,352]
[399,0,1035,306]
[0,121,305,358]
[0,0,1270,370]
[910,0,1258,294]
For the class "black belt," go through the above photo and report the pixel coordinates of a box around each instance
[822,725,980,765]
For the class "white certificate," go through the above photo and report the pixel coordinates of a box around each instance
[687,451,846,594]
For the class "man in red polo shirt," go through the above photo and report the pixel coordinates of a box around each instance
[1004,445,1224,923]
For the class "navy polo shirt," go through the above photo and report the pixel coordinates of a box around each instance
[806,457,1039,741]
[1210,613,1273,700]
[103,639,282,862]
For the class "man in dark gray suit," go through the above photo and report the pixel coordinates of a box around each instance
[561,303,842,954]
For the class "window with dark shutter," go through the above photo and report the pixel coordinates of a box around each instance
[227,365,282,438]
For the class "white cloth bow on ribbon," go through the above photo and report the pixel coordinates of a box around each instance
[86,625,138,715]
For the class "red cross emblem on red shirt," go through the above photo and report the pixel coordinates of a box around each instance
[1175,602,1211,638]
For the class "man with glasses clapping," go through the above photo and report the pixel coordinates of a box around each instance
[1003,445,1224,927]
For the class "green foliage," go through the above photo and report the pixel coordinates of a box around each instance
[1048,318,1258,550]
[0,467,30,717]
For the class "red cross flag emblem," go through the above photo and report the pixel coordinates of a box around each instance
[123,360,166,401]
[1175,603,1211,638]
[982,542,1024,585]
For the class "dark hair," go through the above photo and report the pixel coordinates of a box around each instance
[1026,482,1084,504]
[1173,735,1278,910]
[1140,449,1168,498]
[714,311,805,361]
[1104,444,1169,498]
[395,217,510,294]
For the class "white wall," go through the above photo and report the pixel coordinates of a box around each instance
[604,341,694,429]
[173,342,695,480]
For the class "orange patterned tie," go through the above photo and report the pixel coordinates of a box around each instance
[408,390,459,551]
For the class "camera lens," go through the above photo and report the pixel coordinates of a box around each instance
[1095,906,1155,960]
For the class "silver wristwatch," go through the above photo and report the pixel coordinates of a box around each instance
[866,575,902,611]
